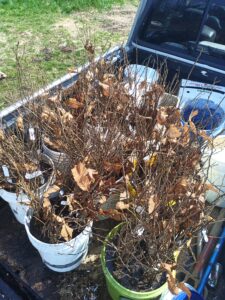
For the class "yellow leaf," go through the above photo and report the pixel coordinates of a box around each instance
[167,200,177,207]
[145,153,157,167]
[133,158,138,170]
[127,181,137,197]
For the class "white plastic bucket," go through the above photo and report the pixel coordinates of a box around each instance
[0,154,55,224]
[0,190,29,224]
[124,64,159,85]
[25,209,92,272]
[42,143,71,173]
[203,136,225,207]
[123,64,159,108]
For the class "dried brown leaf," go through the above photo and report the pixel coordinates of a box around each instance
[174,177,189,195]
[103,161,123,174]
[47,95,61,103]
[61,223,73,241]
[41,107,56,121]
[204,183,219,193]
[98,195,107,204]
[99,208,123,221]
[116,201,130,210]
[189,110,198,121]
[148,195,156,214]
[139,80,148,90]
[167,125,181,139]
[23,162,38,172]
[103,73,115,85]
[71,162,98,191]
[84,102,96,117]
[177,282,192,300]
[66,98,84,109]
[62,112,74,123]
[43,197,51,215]
[0,129,5,141]
[52,213,63,223]
[157,108,168,125]
[16,115,24,131]
[43,185,60,198]
[162,263,179,296]
[189,120,197,134]
[99,82,110,97]
[199,130,213,143]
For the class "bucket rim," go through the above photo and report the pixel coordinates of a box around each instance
[25,208,93,247]
[100,223,167,298]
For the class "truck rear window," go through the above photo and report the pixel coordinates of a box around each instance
[140,0,225,66]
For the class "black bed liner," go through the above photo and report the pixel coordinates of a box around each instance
[0,204,63,299]
[0,203,115,299]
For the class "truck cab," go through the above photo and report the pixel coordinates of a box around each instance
[127,0,225,86]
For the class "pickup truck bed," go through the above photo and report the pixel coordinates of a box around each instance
[0,203,116,299]
[1,0,225,296]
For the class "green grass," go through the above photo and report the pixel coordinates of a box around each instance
[0,0,125,13]
[0,0,139,107]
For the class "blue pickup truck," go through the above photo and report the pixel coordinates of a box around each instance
[0,0,225,299]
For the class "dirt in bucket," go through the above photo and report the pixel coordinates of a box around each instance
[29,191,87,244]
[106,238,167,292]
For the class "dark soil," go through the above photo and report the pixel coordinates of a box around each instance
[105,232,167,292]
[29,192,85,244]
[0,158,53,193]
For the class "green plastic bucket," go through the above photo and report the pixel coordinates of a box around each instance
[101,223,167,300]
